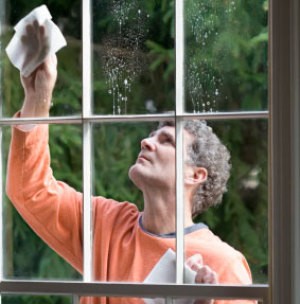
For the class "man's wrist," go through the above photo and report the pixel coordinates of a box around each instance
[15,124,36,132]
[21,95,51,118]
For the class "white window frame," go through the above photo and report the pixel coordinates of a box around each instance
[1,0,299,302]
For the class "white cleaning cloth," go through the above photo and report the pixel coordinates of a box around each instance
[143,249,197,304]
[5,5,66,77]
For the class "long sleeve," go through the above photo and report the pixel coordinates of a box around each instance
[6,123,83,273]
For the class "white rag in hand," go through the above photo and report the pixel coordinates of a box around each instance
[143,249,197,304]
[5,5,67,77]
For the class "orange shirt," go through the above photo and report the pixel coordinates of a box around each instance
[6,124,255,304]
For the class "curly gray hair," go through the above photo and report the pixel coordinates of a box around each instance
[159,120,231,218]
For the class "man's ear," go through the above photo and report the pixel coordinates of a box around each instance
[185,167,208,185]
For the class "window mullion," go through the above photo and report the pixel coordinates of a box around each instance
[175,0,185,285]
[72,295,80,304]
[0,111,269,127]
[0,129,3,303]
[175,121,185,285]
[82,0,93,283]
[291,0,300,302]
[0,0,4,298]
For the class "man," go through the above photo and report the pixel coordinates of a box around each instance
[6,54,254,304]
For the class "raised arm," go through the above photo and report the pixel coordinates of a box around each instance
[6,51,84,273]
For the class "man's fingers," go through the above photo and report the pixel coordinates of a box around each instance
[39,25,45,37]
[26,24,34,35]
[33,20,39,30]
[186,254,217,283]
[42,54,58,77]
[47,54,58,67]
[186,254,203,271]
[195,266,218,284]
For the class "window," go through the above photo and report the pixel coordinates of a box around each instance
[0,0,299,303]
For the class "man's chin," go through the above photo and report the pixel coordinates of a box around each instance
[128,165,140,184]
[128,165,148,189]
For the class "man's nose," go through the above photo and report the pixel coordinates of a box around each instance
[141,137,156,151]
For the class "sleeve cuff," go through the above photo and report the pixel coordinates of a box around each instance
[13,111,36,132]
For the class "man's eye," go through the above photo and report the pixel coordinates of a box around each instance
[164,136,175,145]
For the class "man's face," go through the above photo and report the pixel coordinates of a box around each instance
[128,126,194,192]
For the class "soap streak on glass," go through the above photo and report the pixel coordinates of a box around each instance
[103,0,149,114]
[185,1,236,113]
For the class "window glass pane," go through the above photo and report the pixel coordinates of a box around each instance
[1,0,82,118]
[92,121,180,284]
[184,119,268,285]
[0,0,269,301]
[92,1,175,115]
[3,124,82,279]
[184,0,268,112]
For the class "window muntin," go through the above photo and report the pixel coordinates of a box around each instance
[0,283,269,303]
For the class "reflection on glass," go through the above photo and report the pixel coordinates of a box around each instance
[3,124,82,279]
[93,1,175,114]
[185,1,268,112]
[191,120,268,284]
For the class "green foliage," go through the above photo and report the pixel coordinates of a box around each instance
[50,125,82,189]
[184,0,268,112]
[91,0,175,114]
[3,295,71,304]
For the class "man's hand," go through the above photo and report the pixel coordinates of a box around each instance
[20,54,57,118]
[21,20,50,73]
[186,254,218,304]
